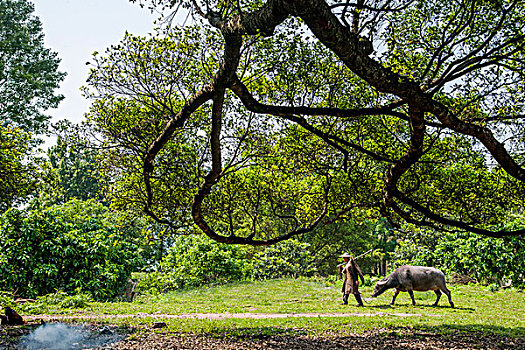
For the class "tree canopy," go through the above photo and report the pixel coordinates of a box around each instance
[0,0,65,134]
[39,121,107,206]
[85,0,525,245]
[0,125,41,211]
[0,0,65,211]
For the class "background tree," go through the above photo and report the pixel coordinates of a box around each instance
[0,0,65,134]
[302,219,382,275]
[0,126,42,211]
[0,0,65,211]
[37,121,107,206]
[85,0,525,245]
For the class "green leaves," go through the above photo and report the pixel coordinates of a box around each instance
[43,126,106,205]
[0,0,65,134]
[0,125,43,212]
[0,199,141,300]
[83,0,525,240]
[0,0,65,211]
[159,233,250,289]
[393,219,525,287]
[250,239,317,280]
[84,27,220,110]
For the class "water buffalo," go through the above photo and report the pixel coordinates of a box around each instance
[372,265,454,308]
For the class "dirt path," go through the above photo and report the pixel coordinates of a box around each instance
[25,311,442,321]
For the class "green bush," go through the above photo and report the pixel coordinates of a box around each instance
[0,200,142,300]
[363,274,373,287]
[159,234,250,290]
[17,290,92,314]
[0,291,15,309]
[134,237,319,294]
[488,283,500,292]
[250,239,317,280]
[132,271,179,294]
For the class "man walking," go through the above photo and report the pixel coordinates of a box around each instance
[337,252,365,306]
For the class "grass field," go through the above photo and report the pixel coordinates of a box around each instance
[23,277,525,339]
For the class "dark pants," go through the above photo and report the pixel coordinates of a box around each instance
[342,278,363,306]
[343,293,363,306]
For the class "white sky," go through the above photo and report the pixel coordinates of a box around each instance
[31,0,157,126]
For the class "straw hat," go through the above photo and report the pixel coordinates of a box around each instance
[339,252,351,258]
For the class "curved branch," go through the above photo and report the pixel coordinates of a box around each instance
[329,1,416,13]
[191,90,228,242]
[141,0,525,239]
[383,107,426,210]
[229,76,398,163]
[143,32,244,227]
[430,102,525,182]
[287,0,525,184]
[392,194,525,238]
[143,85,215,223]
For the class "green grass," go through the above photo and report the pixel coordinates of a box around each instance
[22,278,525,338]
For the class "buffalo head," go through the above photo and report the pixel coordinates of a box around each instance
[371,279,389,297]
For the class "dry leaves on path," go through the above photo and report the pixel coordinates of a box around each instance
[108,331,524,350]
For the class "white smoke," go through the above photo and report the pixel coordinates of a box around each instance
[19,322,126,349]
[20,323,84,349]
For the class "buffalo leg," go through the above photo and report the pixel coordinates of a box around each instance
[432,289,442,306]
[408,290,416,305]
[390,289,400,305]
[442,287,454,308]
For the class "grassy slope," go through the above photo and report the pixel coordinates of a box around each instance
[27,278,525,337]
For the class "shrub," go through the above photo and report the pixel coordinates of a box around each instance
[135,237,318,294]
[249,239,317,280]
[0,291,15,309]
[0,200,142,300]
[132,272,179,295]
[18,290,92,314]
[160,234,250,289]
[363,274,373,287]
[488,283,500,292]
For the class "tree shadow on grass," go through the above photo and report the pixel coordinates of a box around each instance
[366,303,474,311]
[366,304,394,309]
[398,323,525,339]
[418,304,475,311]
[206,326,307,339]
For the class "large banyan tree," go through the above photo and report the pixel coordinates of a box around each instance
[85,0,525,244]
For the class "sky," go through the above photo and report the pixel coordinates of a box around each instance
[31,0,157,127]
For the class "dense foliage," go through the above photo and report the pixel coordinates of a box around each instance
[0,0,65,134]
[0,200,141,300]
[392,216,525,287]
[303,218,396,276]
[134,235,322,293]
[0,126,43,211]
[82,0,525,247]
[0,0,64,212]
[35,121,108,207]
[250,239,317,280]
[159,233,250,289]
[45,136,105,205]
